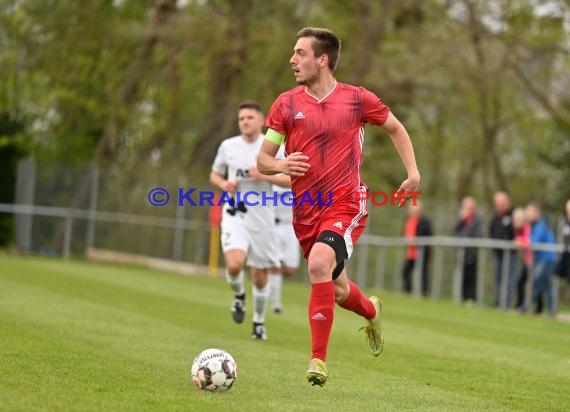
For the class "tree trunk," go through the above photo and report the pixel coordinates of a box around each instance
[95,0,180,162]
[52,0,179,250]
[187,0,250,169]
[135,34,182,166]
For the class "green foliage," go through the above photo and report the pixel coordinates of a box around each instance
[0,0,569,211]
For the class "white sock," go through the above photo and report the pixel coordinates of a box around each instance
[269,272,283,309]
[252,284,269,324]
[226,270,244,295]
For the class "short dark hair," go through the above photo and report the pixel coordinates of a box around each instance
[297,27,341,71]
[238,101,263,113]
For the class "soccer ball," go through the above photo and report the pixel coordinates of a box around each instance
[191,348,237,392]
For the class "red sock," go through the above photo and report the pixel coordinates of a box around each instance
[339,279,376,320]
[309,281,335,361]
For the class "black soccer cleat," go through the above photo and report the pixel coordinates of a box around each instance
[273,307,282,315]
[251,322,267,340]
[231,294,245,324]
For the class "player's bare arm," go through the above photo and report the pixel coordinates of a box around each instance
[249,166,292,188]
[381,112,421,194]
[257,139,310,177]
[209,171,238,193]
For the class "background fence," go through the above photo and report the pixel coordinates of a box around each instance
[2,157,569,308]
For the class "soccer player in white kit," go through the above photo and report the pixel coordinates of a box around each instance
[210,102,290,340]
[268,182,301,314]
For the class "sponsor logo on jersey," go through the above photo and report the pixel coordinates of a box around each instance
[235,169,250,178]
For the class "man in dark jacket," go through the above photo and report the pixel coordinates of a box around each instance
[402,201,433,296]
[455,196,483,302]
[489,191,516,308]
[555,199,570,283]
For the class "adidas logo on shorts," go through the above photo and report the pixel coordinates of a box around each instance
[332,221,343,229]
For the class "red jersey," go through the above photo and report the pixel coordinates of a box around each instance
[266,82,390,224]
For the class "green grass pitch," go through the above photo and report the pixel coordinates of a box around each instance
[1,255,569,411]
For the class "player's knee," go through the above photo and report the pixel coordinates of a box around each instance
[308,257,333,282]
[252,277,267,288]
[250,268,268,288]
[252,275,267,288]
[226,261,243,276]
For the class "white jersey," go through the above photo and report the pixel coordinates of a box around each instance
[212,134,275,230]
[273,184,294,224]
[272,146,293,224]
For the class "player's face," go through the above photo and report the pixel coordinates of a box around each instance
[290,37,322,85]
[238,108,263,138]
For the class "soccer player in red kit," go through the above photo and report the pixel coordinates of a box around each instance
[257,27,420,387]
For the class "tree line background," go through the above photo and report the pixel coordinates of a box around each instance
[0,0,569,246]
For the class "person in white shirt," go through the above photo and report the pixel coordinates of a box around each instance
[210,102,290,340]
[268,178,301,313]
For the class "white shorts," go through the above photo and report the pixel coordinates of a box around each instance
[274,221,301,269]
[221,221,280,269]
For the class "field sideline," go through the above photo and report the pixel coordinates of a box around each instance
[1,256,569,411]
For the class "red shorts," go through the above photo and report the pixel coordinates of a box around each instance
[293,201,368,260]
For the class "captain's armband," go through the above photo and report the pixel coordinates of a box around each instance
[265,128,286,145]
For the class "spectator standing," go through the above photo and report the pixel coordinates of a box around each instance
[554,199,570,283]
[513,208,532,310]
[455,197,483,302]
[401,201,433,296]
[525,202,557,316]
[489,191,516,307]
